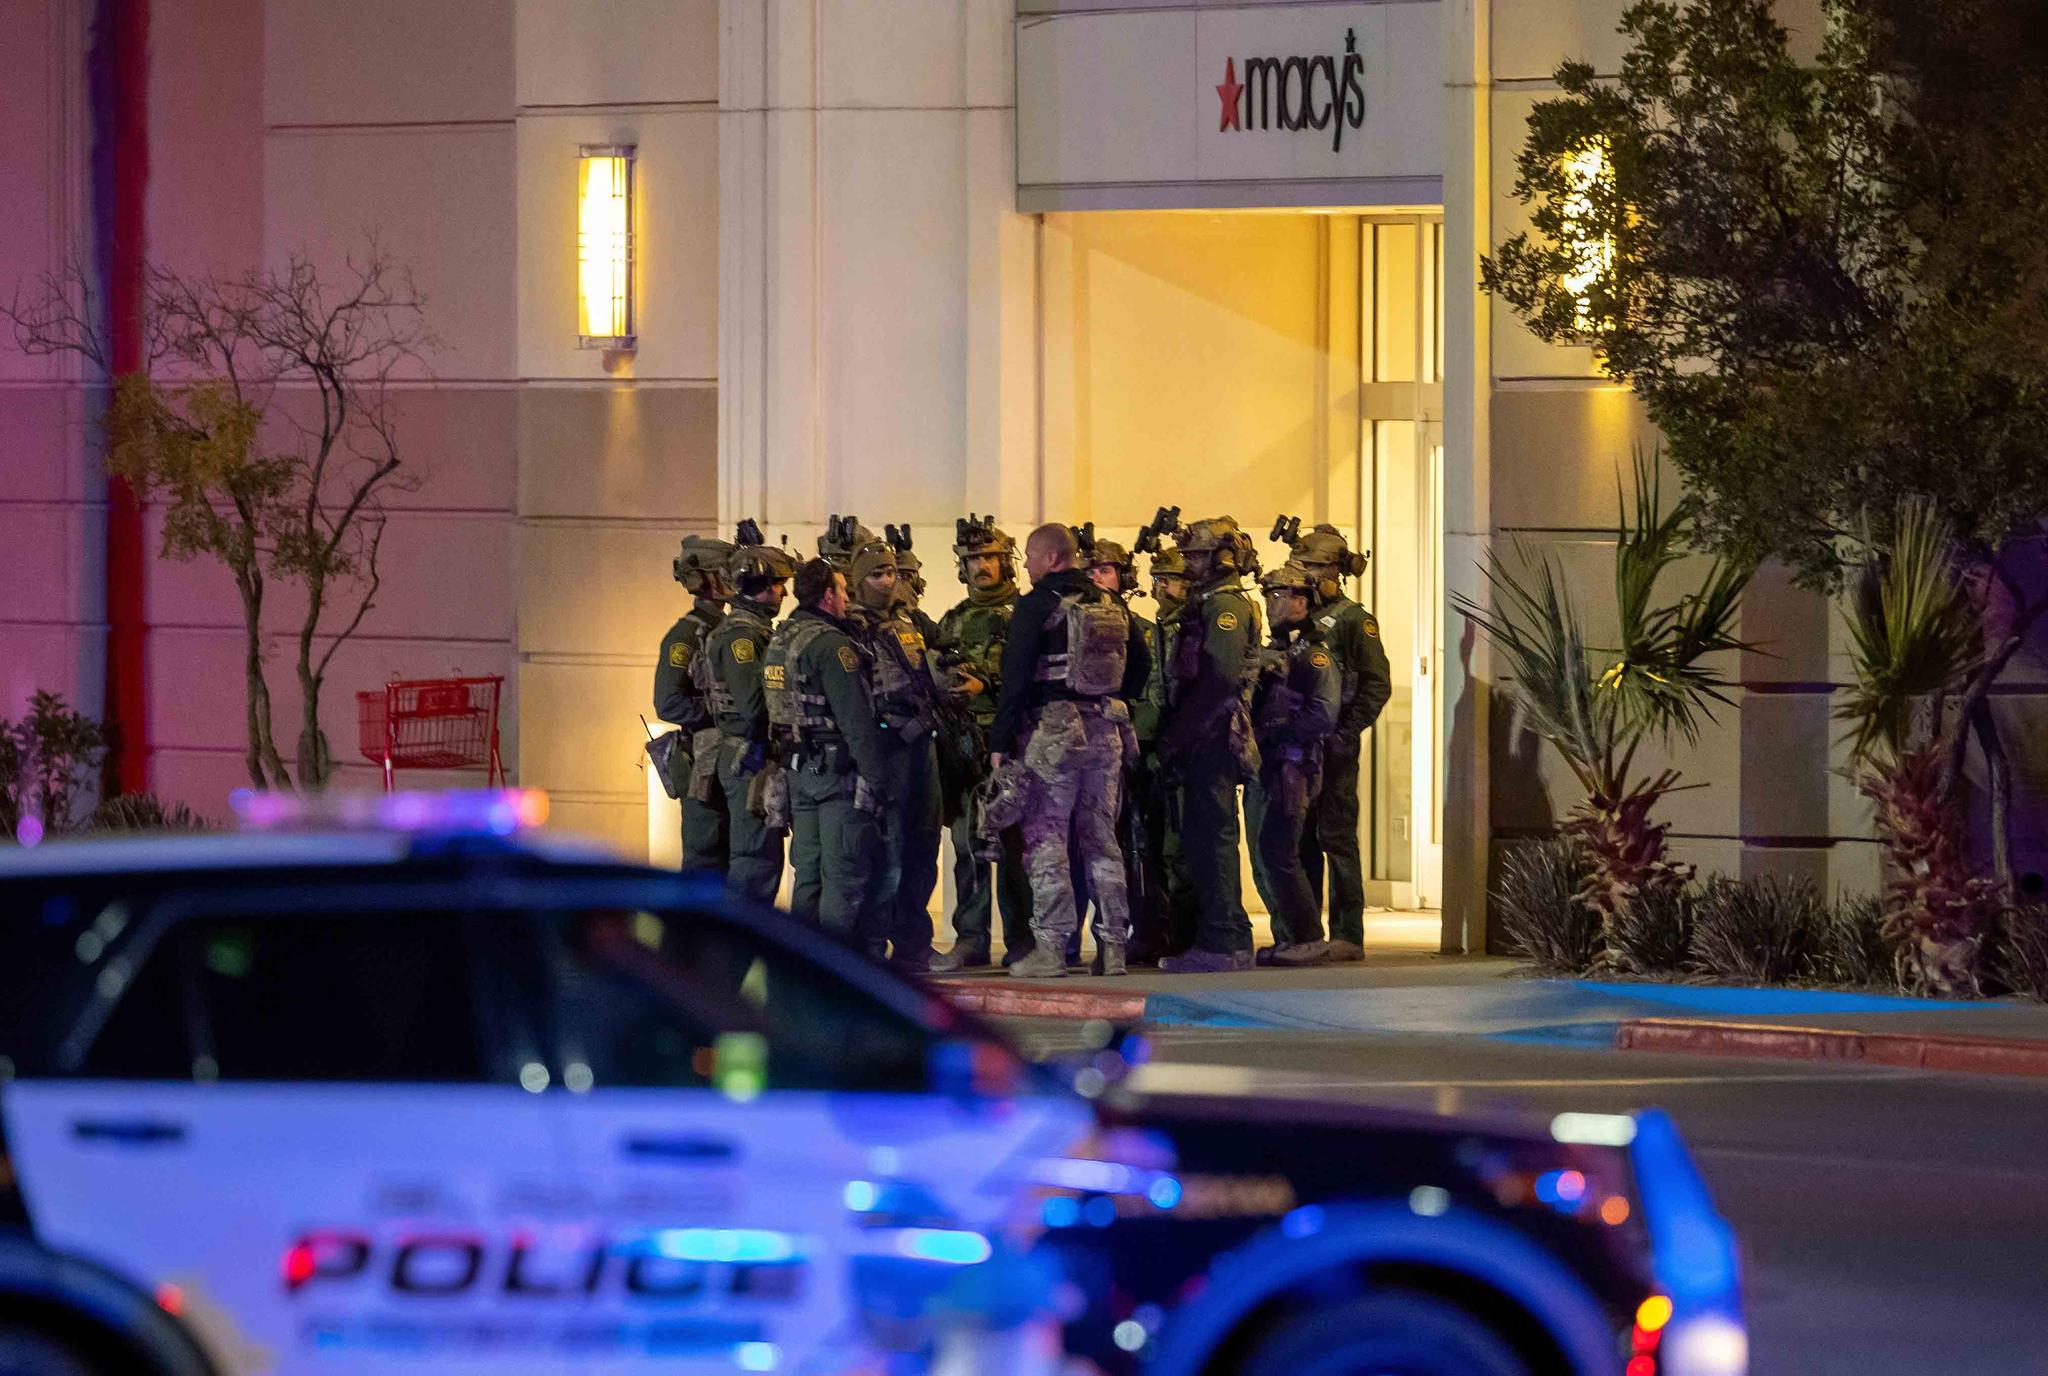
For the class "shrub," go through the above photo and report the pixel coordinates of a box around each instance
[1814,892,1899,990]
[1992,905,2048,1002]
[1492,837,1602,974]
[1690,875,1828,985]
[82,793,214,833]
[1608,880,1694,975]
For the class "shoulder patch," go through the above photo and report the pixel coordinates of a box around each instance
[1310,650,1332,669]
[732,638,756,663]
[837,644,860,672]
[1215,611,1240,632]
[668,642,688,668]
[1362,618,1380,638]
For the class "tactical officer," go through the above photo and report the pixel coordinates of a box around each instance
[1132,545,1198,961]
[931,516,1036,970]
[1244,561,1344,966]
[1288,522,1393,963]
[886,525,961,962]
[989,525,1150,978]
[696,529,796,906]
[1155,517,1263,973]
[1078,533,1149,964]
[844,529,945,972]
[767,558,893,952]
[655,534,736,875]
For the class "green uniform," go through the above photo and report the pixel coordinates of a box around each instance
[772,607,893,950]
[1131,603,1196,959]
[934,585,1033,958]
[1158,575,1262,956]
[1303,595,1394,945]
[655,603,728,875]
[1245,625,1344,945]
[700,600,782,905]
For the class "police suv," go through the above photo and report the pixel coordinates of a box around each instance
[0,792,1745,1376]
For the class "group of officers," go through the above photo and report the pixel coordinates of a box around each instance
[653,510,1391,979]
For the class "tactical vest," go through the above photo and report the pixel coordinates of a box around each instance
[1168,584,1262,704]
[1316,597,1362,710]
[869,612,931,717]
[1033,589,1130,697]
[691,627,738,721]
[765,615,838,746]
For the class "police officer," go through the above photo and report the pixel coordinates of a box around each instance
[697,530,796,906]
[989,524,1150,978]
[1244,561,1344,966]
[768,558,893,952]
[1288,523,1393,963]
[1078,533,1148,966]
[843,528,945,972]
[1155,517,1263,974]
[655,534,736,875]
[1135,545,1198,961]
[931,516,1036,970]
[886,525,958,964]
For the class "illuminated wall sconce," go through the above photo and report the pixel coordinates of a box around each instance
[578,144,636,351]
[1558,140,1616,338]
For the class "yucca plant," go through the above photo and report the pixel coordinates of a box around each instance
[1837,499,2001,996]
[1457,447,1754,971]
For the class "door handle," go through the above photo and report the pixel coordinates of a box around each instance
[620,1134,737,1163]
[71,1118,186,1146]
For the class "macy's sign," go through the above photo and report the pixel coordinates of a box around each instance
[1215,27,1368,150]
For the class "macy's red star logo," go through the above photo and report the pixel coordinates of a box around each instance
[1217,56,1243,131]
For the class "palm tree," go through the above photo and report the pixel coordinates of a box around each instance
[1837,499,1999,995]
[1455,448,1752,970]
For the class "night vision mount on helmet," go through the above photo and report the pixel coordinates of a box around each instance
[727,518,797,586]
[673,533,736,595]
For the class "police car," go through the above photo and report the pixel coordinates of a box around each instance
[0,791,1745,1376]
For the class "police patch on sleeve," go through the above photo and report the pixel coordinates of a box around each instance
[668,642,688,668]
[1362,618,1380,638]
[837,645,860,672]
[1310,650,1332,669]
[1215,611,1240,632]
[732,638,756,663]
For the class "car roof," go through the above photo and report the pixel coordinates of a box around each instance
[0,827,627,882]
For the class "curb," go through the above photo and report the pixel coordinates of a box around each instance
[930,980,1148,1023]
[1615,1017,2048,1078]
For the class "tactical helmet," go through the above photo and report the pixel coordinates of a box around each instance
[727,521,797,591]
[953,513,1016,582]
[1260,560,1318,595]
[1149,546,1187,580]
[1177,516,1260,577]
[1290,522,1370,586]
[818,514,879,568]
[673,534,736,597]
[884,524,927,599]
[1087,537,1138,595]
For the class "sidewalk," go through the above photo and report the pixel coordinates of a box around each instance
[926,951,2048,1077]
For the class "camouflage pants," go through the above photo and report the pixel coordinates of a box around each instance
[1019,701,1135,947]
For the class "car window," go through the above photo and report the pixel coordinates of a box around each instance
[84,911,490,1082]
[545,910,936,1094]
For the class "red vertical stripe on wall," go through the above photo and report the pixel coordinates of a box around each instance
[95,0,151,792]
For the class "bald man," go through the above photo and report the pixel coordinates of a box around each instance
[988,523,1151,977]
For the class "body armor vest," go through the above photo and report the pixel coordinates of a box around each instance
[765,616,839,746]
[867,611,931,719]
[1033,589,1130,697]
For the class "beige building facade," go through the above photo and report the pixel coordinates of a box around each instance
[1,0,1872,950]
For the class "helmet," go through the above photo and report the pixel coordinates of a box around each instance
[1149,546,1187,580]
[818,514,879,568]
[1291,522,1369,579]
[1177,516,1260,577]
[673,534,736,596]
[953,513,1016,583]
[883,524,926,599]
[1086,537,1137,594]
[728,521,797,590]
[1260,560,1318,595]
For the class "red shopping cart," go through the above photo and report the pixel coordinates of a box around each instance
[356,675,506,792]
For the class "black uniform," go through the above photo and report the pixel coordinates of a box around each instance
[1245,625,1342,946]
[1302,596,1393,945]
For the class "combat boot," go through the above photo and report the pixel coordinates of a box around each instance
[1159,947,1253,974]
[1091,942,1128,977]
[932,942,991,971]
[1272,939,1332,967]
[1007,941,1069,979]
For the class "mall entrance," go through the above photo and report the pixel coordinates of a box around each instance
[1037,208,1447,913]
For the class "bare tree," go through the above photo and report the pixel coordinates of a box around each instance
[8,243,428,790]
